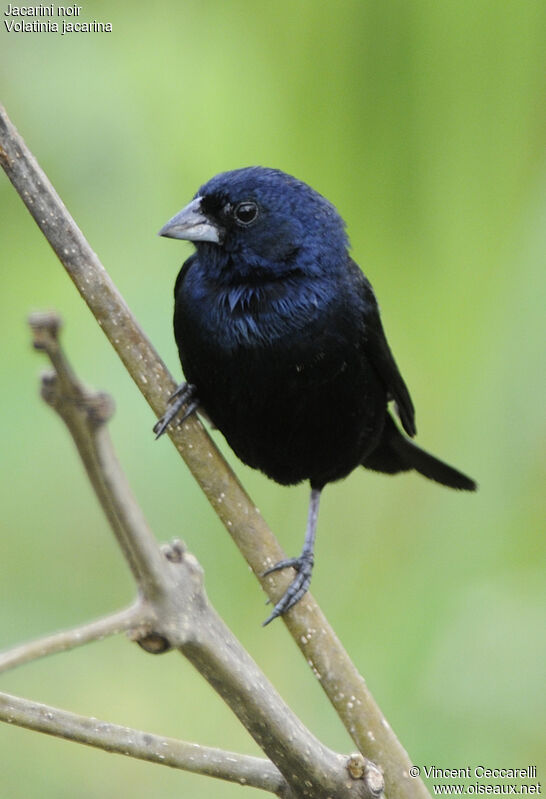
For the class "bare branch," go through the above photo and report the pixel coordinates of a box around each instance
[0,604,143,675]
[29,310,168,600]
[26,314,378,799]
[0,103,430,799]
[0,691,292,797]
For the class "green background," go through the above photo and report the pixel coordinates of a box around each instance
[1,2,544,796]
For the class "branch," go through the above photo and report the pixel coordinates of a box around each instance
[0,692,291,797]
[26,312,378,799]
[29,311,169,600]
[0,103,429,799]
[0,604,142,674]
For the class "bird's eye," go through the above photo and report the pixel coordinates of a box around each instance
[234,201,259,226]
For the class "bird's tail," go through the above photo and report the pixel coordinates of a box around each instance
[363,413,477,491]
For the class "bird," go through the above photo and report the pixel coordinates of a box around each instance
[155,167,476,625]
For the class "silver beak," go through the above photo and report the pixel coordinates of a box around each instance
[158,196,222,243]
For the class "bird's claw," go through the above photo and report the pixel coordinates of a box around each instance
[262,553,314,626]
[153,383,199,438]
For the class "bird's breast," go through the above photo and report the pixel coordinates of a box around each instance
[217,280,323,345]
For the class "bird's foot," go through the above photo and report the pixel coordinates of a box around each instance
[153,383,199,438]
[262,552,314,626]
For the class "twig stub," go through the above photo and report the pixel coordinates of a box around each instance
[28,310,62,349]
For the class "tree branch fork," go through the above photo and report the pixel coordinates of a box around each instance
[0,313,383,799]
[0,103,428,799]
[1,313,380,798]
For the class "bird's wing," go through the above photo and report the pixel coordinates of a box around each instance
[350,259,416,437]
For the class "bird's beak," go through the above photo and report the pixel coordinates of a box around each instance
[158,197,222,244]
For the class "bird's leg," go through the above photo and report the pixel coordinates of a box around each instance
[262,486,322,626]
[153,382,199,438]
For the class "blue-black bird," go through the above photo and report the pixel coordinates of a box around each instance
[155,167,476,624]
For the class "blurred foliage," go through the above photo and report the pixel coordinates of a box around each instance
[1,1,545,797]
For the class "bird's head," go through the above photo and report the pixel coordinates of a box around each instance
[159,167,349,282]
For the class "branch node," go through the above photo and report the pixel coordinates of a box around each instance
[365,762,385,797]
[30,310,114,427]
[0,142,11,168]
[28,310,62,350]
[86,391,116,426]
[161,539,187,563]
[347,753,367,780]
[135,633,172,655]
[161,540,204,586]
[347,754,385,797]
